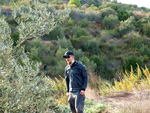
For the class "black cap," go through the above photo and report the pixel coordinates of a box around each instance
[63,51,74,58]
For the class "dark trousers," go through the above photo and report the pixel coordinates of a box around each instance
[68,91,85,113]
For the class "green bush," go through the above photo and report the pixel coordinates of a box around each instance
[121,56,143,72]
[68,0,81,7]
[82,39,100,55]
[99,7,117,19]
[67,18,74,26]
[139,44,150,56]
[102,14,119,29]
[84,10,101,22]
[52,47,68,76]
[42,25,64,40]
[104,2,119,10]
[116,9,130,21]
[143,21,150,37]
[117,16,135,36]
[69,8,82,19]
[27,38,50,63]
[80,56,97,73]
[11,31,19,46]
[57,37,73,50]
[5,16,17,26]
[143,55,149,63]
[11,31,26,47]
[73,48,84,61]
[47,5,56,12]
[70,36,92,49]
[29,47,41,62]
[134,17,150,34]
[90,55,104,75]
[130,35,146,49]
[77,18,90,28]
[72,26,88,37]
[86,0,101,7]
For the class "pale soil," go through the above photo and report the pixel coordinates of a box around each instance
[85,87,150,113]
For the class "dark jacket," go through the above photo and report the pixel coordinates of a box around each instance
[65,61,88,92]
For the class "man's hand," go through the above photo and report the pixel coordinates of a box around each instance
[80,90,85,95]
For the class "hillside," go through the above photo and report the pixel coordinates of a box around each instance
[1,0,150,112]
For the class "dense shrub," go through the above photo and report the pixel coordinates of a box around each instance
[121,56,143,72]
[70,36,92,49]
[143,55,149,63]
[68,0,81,7]
[42,25,64,40]
[52,47,68,76]
[5,16,17,26]
[11,31,19,46]
[80,56,97,73]
[69,8,83,19]
[104,2,119,11]
[99,7,117,19]
[82,39,100,55]
[29,47,41,62]
[86,0,101,7]
[57,37,73,50]
[67,18,74,26]
[143,22,150,37]
[117,16,135,36]
[47,4,56,12]
[116,9,130,21]
[134,17,150,33]
[139,44,150,56]
[130,35,146,49]
[47,0,63,4]
[100,30,113,41]
[84,9,101,22]
[86,4,99,11]
[102,15,119,29]
[72,26,88,37]
[90,55,104,74]
[27,38,50,63]
[73,48,84,61]
[77,18,90,28]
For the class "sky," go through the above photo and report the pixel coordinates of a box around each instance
[116,0,150,8]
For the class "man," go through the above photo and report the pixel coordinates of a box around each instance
[63,51,88,113]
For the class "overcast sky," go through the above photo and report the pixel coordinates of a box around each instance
[116,0,150,8]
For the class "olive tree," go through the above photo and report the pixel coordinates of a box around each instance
[0,1,69,112]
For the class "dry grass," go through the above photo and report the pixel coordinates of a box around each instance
[85,86,101,100]
[106,99,150,113]
[98,90,150,113]
[122,100,150,113]
[85,66,150,113]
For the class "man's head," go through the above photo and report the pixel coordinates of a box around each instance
[63,51,74,65]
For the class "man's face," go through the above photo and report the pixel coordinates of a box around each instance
[65,55,74,64]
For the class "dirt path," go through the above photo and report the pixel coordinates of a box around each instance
[86,88,150,113]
